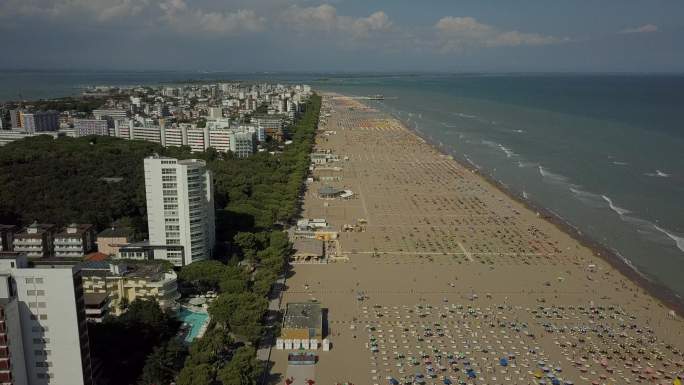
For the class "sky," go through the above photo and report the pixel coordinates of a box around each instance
[0,0,683,72]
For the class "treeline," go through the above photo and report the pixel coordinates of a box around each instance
[0,135,161,234]
[170,95,320,385]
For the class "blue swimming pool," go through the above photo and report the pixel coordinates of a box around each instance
[177,308,209,343]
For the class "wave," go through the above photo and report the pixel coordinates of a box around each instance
[538,165,569,184]
[441,122,458,128]
[568,187,605,208]
[645,169,670,177]
[452,112,477,119]
[612,161,628,166]
[463,154,481,169]
[512,129,525,134]
[481,140,518,158]
[518,161,537,168]
[601,195,631,217]
[653,225,684,253]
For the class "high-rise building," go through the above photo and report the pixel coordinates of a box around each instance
[229,131,256,158]
[144,156,215,266]
[21,111,59,134]
[0,253,93,385]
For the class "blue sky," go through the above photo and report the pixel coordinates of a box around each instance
[0,0,682,72]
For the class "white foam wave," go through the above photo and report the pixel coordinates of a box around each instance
[612,161,628,166]
[653,225,684,253]
[441,122,458,128]
[645,169,670,177]
[517,161,537,168]
[513,129,525,134]
[498,144,516,158]
[568,187,605,208]
[452,112,477,119]
[538,165,569,184]
[601,195,631,217]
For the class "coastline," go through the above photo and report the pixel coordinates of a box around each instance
[383,100,684,317]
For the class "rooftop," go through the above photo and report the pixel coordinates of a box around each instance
[97,227,134,238]
[283,302,322,330]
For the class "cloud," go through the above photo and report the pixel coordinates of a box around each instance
[0,0,265,36]
[159,0,265,36]
[435,16,563,52]
[620,24,658,34]
[279,4,392,39]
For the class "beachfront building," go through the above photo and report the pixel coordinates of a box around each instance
[144,155,215,266]
[317,186,354,200]
[281,302,323,341]
[96,227,134,256]
[13,223,57,259]
[252,114,287,142]
[0,253,93,385]
[291,238,325,263]
[80,261,180,320]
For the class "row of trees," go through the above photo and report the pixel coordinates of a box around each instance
[174,95,320,385]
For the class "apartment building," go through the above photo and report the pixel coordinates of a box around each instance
[80,261,180,320]
[53,224,96,258]
[0,225,17,252]
[13,224,57,259]
[95,227,134,256]
[0,253,93,385]
[144,156,215,266]
[73,119,108,137]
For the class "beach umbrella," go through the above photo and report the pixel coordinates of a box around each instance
[500,358,509,367]
[389,378,399,385]
[443,378,452,385]
[551,379,560,385]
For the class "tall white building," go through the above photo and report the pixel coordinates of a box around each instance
[0,253,93,385]
[144,156,215,266]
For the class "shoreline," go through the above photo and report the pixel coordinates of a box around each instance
[377,100,684,317]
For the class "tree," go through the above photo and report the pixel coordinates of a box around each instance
[177,363,214,385]
[138,340,186,385]
[217,347,260,385]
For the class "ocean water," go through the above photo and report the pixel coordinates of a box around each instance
[2,71,683,299]
[317,74,684,300]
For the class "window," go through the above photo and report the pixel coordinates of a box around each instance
[27,290,36,295]
[25,278,34,284]
[35,278,44,284]
[38,302,46,308]
[40,314,48,320]
[37,290,45,296]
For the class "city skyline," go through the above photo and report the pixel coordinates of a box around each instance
[1,0,683,72]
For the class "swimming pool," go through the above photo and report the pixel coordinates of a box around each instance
[177,308,209,343]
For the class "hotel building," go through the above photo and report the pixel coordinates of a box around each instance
[144,156,215,266]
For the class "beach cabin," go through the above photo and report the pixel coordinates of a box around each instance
[281,302,324,341]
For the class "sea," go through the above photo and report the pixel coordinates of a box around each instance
[2,70,683,300]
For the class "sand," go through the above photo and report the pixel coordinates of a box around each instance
[268,94,684,385]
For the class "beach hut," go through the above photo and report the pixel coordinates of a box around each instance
[310,339,318,350]
[284,339,293,350]
[323,338,331,351]
[276,338,284,350]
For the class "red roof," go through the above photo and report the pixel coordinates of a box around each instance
[84,252,108,261]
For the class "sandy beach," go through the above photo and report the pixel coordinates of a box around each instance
[269,93,684,385]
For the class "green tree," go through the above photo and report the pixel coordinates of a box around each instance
[217,347,260,385]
